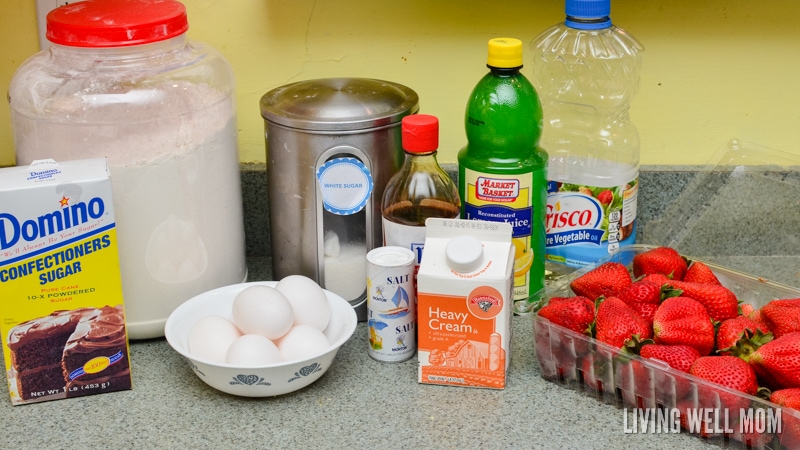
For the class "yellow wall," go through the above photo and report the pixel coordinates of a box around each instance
[2,0,800,168]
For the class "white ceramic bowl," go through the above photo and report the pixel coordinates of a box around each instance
[165,281,357,397]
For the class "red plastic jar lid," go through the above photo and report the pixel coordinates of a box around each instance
[402,114,439,153]
[46,0,189,48]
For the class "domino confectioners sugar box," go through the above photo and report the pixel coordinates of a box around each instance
[0,159,132,405]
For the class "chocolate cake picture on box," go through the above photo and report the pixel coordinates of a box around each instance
[7,306,132,402]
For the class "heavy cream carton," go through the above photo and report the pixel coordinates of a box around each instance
[417,218,514,389]
[0,159,132,405]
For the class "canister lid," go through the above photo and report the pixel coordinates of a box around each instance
[46,0,189,47]
[260,78,420,132]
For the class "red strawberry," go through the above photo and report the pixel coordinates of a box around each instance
[665,279,739,322]
[580,354,612,393]
[716,315,771,355]
[616,281,663,305]
[653,296,715,356]
[596,189,613,205]
[771,387,800,409]
[740,303,756,317]
[683,260,721,285]
[770,388,800,448]
[534,304,592,384]
[617,336,656,407]
[569,262,632,301]
[760,298,800,338]
[677,398,714,438]
[594,297,652,348]
[729,406,774,448]
[533,318,562,381]
[677,396,745,439]
[537,296,595,335]
[740,303,764,324]
[640,343,701,400]
[640,343,701,373]
[627,302,659,327]
[741,331,800,390]
[689,355,758,411]
[640,273,672,286]
[632,246,688,280]
[616,281,681,326]
[616,357,652,408]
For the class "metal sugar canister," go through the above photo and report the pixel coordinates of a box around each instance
[260,78,419,320]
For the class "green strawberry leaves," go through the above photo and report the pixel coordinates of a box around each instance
[724,329,775,360]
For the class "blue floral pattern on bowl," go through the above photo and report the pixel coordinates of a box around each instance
[288,363,323,382]
[189,361,206,377]
[230,374,271,386]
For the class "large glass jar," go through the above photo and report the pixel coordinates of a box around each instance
[8,0,247,339]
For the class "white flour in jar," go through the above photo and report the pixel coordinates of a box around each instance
[12,83,248,339]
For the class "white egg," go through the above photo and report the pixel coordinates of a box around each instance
[232,285,294,340]
[188,315,242,363]
[277,325,330,362]
[321,301,346,343]
[276,275,331,331]
[225,334,282,365]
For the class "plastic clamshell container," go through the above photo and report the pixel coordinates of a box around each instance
[533,140,800,449]
[641,139,800,289]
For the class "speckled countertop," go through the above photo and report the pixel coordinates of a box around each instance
[0,255,722,450]
[1,164,798,449]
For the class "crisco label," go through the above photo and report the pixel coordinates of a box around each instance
[545,178,638,268]
[545,192,605,245]
[462,168,546,308]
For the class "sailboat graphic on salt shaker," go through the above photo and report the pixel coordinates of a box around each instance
[378,286,411,319]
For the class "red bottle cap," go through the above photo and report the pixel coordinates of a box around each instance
[46,0,189,48]
[401,114,439,154]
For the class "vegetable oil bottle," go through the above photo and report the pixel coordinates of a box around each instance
[530,0,644,270]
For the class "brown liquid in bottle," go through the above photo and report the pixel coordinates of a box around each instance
[383,199,460,227]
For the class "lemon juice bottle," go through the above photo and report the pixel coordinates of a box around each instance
[457,38,548,314]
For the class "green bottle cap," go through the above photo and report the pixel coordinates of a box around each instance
[487,38,523,69]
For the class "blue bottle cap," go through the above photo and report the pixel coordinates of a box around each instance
[565,0,612,30]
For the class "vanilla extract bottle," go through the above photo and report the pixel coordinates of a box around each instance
[381,114,461,275]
